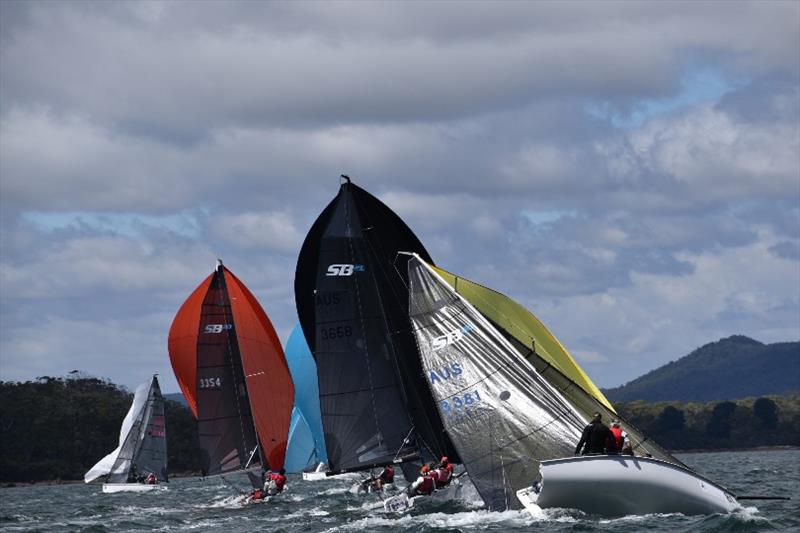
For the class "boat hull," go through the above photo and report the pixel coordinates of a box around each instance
[101,483,167,494]
[516,456,738,517]
[383,479,463,513]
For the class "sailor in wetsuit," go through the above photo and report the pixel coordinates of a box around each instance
[575,412,615,455]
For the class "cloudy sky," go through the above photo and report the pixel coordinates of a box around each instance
[1,0,798,394]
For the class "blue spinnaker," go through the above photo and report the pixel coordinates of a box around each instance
[284,323,328,472]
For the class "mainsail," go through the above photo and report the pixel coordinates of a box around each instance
[294,177,458,474]
[85,376,168,483]
[407,255,586,511]
[431,265,684,467]
[168,261,294,477]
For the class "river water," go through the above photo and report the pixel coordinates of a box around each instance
[2,449,798,532]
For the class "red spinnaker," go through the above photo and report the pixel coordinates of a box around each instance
[167,264,294,470]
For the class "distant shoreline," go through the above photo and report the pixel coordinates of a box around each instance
[675,445,799,455]
[4,448,798,488]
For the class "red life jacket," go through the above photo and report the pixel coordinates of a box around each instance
[436,466,452,485]
[379,466,394,484]
[269,473,287,492]
[610,427,624,451]
[416,475,435,495]
[250,489,264,500]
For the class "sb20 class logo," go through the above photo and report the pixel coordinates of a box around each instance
[204,324,233,334]
[432,324,475,351]
[325,264,366,276]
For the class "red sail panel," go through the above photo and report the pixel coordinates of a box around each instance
[224,269,295,470]
[167,273,213,418]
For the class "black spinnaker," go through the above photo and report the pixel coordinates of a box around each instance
[295,176,459,474]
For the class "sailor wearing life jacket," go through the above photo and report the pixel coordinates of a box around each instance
[609,420,626,454]
[264,468,287,495]
[408,464,436,496]
[434,456,453,487]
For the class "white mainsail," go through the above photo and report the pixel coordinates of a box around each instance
[407,254,587,511]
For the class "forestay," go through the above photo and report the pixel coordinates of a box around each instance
[407,255,586,511]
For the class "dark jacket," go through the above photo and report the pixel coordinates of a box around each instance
[575,420,614,455]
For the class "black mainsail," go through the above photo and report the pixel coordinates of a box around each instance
[295,177,458,474]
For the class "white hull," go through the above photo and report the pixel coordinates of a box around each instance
[302,471,329,481]
[516,456,738,517]
[102,483,167,494]
[383,479,463,513]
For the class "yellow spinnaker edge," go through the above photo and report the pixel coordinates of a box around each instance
[432,265,616,413]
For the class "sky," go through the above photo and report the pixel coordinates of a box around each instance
[1,0,798,394]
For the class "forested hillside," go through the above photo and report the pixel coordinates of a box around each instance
[618,394,800,451]
[0,374,203,483]
[605,336,799,402]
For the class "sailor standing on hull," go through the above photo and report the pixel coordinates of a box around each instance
[575,413,615,455]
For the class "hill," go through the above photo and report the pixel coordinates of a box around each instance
[604,335,800,403]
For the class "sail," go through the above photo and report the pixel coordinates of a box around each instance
[284,407,317,472]
[408,255,587,511]
[132,376,169,481]
[168,262,293,476]
[432,266,614,411]
[284,323,327,469]
[432,266,685,467]
[294,177,457,473]
[84,378,152,483]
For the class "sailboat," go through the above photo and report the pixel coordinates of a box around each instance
[405,254,739,516]
[168,260,294,489]
[294,176,459,484]
[84,376,168,493]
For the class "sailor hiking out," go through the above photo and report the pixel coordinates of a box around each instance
[407,464,436,496]
[434,456,453,487]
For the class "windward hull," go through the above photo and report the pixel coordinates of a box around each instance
[516,455,738,517]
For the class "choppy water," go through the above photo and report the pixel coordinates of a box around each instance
[2,449,798,532]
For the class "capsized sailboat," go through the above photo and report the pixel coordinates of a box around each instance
[294,176,458,478]
[168,260,294,486]
[84,375,168,493]
[410,256,739,516]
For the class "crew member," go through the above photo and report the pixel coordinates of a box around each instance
[146,473,157,485]
[377,464,395,488]
[609,420,625,454]
[435,456,453,487]
[264,468,287,495]
[575,412,615,455]
[407,465,435,496]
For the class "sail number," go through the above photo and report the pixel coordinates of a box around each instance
[199,377,221,389]
[440,389,482,413]
[320,325,352,340]
[204,324,232,334]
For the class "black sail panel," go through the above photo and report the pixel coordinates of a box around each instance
[304,187,417,471]
[196,267,260,476]
[133,376,169,481]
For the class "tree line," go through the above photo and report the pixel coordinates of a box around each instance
[1,374,798,483]
[617,394,800,450]
[0,374,203,483]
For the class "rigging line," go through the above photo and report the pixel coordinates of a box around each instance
[344,194,386,452]
[392,426,417,462]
